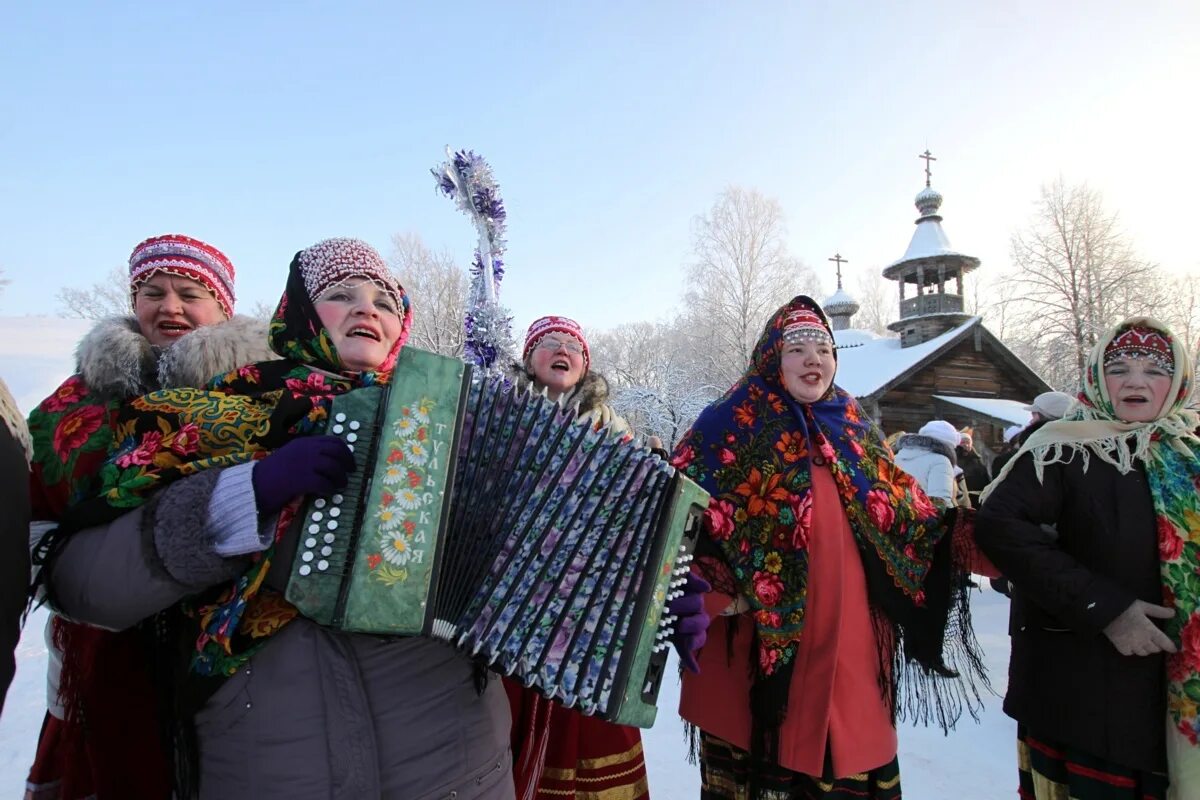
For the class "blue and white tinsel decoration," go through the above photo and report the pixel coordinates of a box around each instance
[432,147,515,370]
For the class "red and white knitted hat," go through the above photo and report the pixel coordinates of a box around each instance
[296,237,405,311]
[129,234,236,317]
[523,315,590,369]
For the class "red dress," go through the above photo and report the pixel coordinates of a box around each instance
[680,463,896,777]
[505,679,649,800]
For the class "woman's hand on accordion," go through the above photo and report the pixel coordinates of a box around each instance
[668,572,712,673]
[252,435,356,517]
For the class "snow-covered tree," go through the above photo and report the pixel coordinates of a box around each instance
[388,233,468,358]
[1005,178,1158,389]
[680,187,821,388]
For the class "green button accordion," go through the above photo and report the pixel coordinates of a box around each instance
[284,346,709,728]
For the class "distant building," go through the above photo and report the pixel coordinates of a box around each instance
[827,154,1050,458]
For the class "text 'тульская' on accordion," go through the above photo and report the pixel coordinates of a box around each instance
[283,346,710,728]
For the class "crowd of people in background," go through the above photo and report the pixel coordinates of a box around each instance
[1,234,1196,800]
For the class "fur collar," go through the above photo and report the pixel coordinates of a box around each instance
[76,315,277,400]
[894,433,958,465]
[503,361,614,415]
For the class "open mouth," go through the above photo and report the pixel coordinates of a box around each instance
[348,326,381,341]
[800,372,823,384]
[1121,394,1149,405]
[157,321,192,336]
[550,359,571,372]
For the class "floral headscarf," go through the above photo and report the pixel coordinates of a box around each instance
[984,316,1200,791]
[673,295,979,764]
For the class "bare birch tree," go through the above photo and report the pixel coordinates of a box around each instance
[56,265,131,319]
[680,187,821,387]
[388,233,468,358]
[1007,178,1157,389]
[851,268,895,336]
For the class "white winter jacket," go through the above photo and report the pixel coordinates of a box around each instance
[892,434,956,506]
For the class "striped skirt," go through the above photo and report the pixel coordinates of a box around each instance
[699,732,902,800]
[1017,726,1168,800]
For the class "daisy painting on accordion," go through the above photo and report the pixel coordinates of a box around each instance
[42,238,511,799]
[500,316,713,800]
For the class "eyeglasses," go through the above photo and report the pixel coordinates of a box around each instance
[536,337,584,355]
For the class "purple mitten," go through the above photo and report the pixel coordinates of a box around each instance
[668,572,711,673]
[251,435,356,517]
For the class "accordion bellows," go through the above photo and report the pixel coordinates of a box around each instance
[285,347,708,727]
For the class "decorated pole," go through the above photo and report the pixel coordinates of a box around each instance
[431,147,515,370]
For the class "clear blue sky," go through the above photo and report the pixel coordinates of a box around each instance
[1,1,1196,335]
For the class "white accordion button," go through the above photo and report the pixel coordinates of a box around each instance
[301,551,314,562]
[346,433,358,443]
[349,421,361,431]
[308,524,320,535]
[317,559,329,571]
[332,424,344,435]
[329,508,341,518]
[299,565,312,576]
[335,413,347,423]
[323,533,335,544]
[311,512,323,521]
[327,521,338,531]
[314,499,327,509]
[304,538,316,548]
[332,494,344,504]
[321,546,332,556]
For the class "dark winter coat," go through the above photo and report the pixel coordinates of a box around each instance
[0,379,30,714]
[988,420,1049,480]
[47,467,514,800]
[975,452,1166,773]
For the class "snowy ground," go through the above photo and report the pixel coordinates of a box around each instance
[0,316,1018,797]
[0,592,1017,798]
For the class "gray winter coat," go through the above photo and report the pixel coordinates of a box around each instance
[48,467,514,800]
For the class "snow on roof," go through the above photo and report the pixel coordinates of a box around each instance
[889,218,975,267]
[933,395,1033,427]
[824,287,857,308]
[832,317,979,397]
[0,316,92,413]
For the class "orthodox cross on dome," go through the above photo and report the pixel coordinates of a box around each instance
[919,148,937,188]
[828,252,849,289]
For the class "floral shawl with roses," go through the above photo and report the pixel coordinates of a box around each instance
[56,253,412,677]
[673,296,984,766]
[983,317,1200,792]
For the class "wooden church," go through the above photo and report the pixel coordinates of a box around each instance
[827,153,1050,458]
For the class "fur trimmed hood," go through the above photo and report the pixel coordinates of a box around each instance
[75,315,277,400]
[503,361,615,416]
[893,433,958,465]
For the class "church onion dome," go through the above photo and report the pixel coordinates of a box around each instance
[824,287,859,315]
